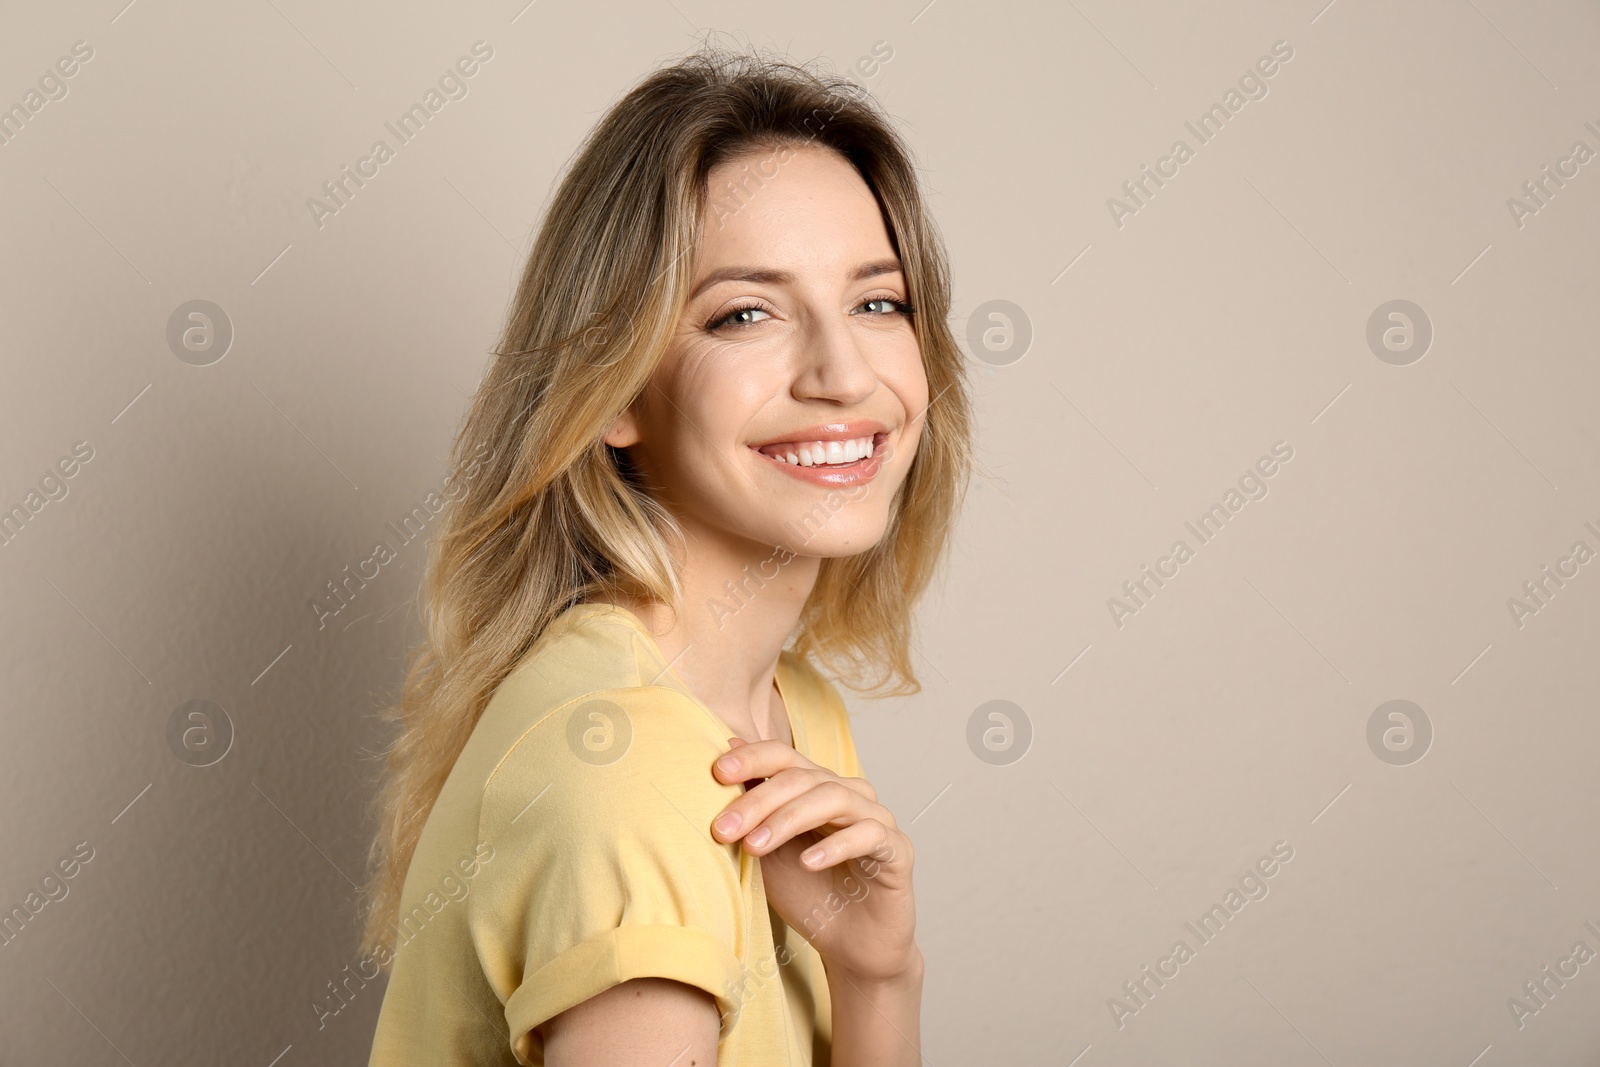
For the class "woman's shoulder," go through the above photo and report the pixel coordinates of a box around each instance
[468,603,740,810]
[470,603,690,740]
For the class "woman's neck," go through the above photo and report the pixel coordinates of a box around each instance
[596,538,818,742]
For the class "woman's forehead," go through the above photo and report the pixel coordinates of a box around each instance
[694,157,895,285]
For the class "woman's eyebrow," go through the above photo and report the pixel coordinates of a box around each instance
[688,258,903,301]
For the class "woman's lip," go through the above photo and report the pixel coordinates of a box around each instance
[752,430,889,457]
[746,421,890,450]
[748,436,888,487]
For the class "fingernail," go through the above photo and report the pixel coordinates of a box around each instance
[716,755,739,774]
[802,847,825,866]
[714,811,741,836]
[746,826,770,848]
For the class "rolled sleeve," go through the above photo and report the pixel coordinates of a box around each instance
[505,923,744,1048]
[466,686,749,1065]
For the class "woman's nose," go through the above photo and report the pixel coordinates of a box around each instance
[791,314,878,405]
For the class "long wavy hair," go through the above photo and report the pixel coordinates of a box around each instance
[357,40,974,960]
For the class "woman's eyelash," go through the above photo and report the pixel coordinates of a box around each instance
[707,297,916,331]
[706,301,773,331]
[865,298,916,318]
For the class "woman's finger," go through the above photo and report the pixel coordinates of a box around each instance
[713,737,816,783]
[714,739,878,803]
[792,817,904,873]
[711,765,830,843]
[737,778,882,856]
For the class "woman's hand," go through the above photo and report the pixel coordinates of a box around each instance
[709,737,920,984]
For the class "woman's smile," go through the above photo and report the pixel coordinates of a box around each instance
[747,423,892,487]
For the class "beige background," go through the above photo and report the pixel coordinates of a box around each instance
[3,0,1598,1063]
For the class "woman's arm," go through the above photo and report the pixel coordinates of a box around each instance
[542,977,720,1066]
[712,736,925,1066]
[827,947,926,1067]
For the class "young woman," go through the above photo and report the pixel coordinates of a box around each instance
[359,43,972,1066]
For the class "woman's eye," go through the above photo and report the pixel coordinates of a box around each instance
[859,298,912,316]
[712,304,772,330]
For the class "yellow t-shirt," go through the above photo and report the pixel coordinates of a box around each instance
[366,601,865,1066]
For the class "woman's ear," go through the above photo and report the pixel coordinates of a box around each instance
[602,408,640,449]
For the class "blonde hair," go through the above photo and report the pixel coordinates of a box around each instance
[357,40,974,960]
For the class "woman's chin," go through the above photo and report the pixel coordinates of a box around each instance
[765,518,892,559]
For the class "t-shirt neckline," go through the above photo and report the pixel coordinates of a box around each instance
[568,601,804,752]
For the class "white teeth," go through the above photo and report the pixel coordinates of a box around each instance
[758,435,878,468]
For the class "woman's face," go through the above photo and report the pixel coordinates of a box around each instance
[606,143,929,560]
